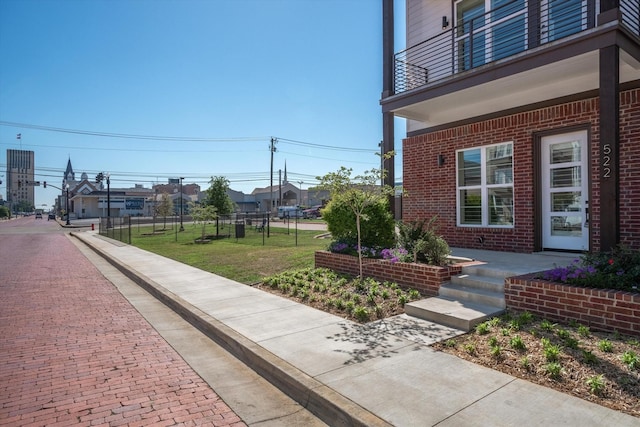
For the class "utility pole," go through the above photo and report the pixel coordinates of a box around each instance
[269,137,277,237]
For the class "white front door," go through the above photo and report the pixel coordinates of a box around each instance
[541,130,589,251]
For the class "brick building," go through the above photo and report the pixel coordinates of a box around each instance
[381,0,640,253]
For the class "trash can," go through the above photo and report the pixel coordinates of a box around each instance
[235,222,245,238]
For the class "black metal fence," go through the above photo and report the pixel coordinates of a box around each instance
[394,0,639,94]
[98,212,313,245]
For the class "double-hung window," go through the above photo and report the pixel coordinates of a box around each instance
[457,142,514,227]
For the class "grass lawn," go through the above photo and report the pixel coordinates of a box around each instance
[130,222,328,284]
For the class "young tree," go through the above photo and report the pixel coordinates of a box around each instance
[317,154,396,278]
[156,193,174,230]
[204,176,235,235]
[189,202,218,241]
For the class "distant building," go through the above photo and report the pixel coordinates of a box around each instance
[6,149,35,213]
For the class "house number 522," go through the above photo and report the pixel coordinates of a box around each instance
[602,143,612,178]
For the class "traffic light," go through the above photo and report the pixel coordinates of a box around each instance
[43,181,47,188]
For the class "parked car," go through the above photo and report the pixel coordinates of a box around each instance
[35,212,42,219]
[302,206,322,219]
[48,214,56,220]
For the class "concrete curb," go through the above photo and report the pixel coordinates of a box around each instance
[72,232,392,427]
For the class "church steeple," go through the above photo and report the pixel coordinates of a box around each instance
[64,158,75,183]
[283,160,288,185]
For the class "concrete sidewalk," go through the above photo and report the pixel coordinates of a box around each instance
[73,231,638,427]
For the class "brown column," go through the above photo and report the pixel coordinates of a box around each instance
[382,0,396,216]
[598,45,620,251]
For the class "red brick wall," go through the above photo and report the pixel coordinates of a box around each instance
[314,251,463,296]
[403,88,640,253]
[506,274,640,337]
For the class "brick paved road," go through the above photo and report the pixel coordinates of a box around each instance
[0,225,246,426]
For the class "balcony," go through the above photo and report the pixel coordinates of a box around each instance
[385,0,640,128]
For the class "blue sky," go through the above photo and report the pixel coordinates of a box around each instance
[0,0,406,208]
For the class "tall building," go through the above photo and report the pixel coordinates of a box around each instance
[6,149,35,212]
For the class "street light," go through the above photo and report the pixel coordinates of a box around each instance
[179,177,184,231]
[65,183,70,225]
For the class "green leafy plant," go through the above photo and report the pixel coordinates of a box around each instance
[598,339,614,353]
[464,343,476,355]
[540,319,555,331]
[620,351,639,370]
[475,322,490,335]
[520,356,531,371]
[582,350,599,365]
[577,325,591,337]
[510,335,527,351]
[396,217,451,265]
[545,362,563,379]
[353,306,369,322]
[586,375,606,396]
[544,343,561,362]
[490,345,502,358]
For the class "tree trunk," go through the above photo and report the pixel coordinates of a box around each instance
[356,214,363,278]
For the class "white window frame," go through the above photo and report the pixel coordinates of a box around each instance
[456,142,514,228]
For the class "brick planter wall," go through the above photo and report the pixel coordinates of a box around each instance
[314,251,463,296]
[506,274,640,337]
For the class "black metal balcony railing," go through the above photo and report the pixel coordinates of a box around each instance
[394,0,640,95]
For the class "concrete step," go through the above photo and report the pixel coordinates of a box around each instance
[405,297,504,332]
[439,282,506,308]
[460,264,520,279]
[451,273,505,293]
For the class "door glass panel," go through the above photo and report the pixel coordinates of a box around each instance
[460,189,482,224]
[550,141,580,163]
[551,192,581,212]
[458,149,482,186]
[551,215,583,236]
[551,166,581,188]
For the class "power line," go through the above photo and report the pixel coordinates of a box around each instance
[0,121,267,142]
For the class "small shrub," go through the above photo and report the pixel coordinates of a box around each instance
[557,329,571,340]
[396,217,451,265]
[510,335,527,351]
[540,320,555,331]
[563,336,580,350]
[517,311,534,325]
[621,351,639,370]
[475,322,490,335]
[488,336,499,347]
[582,350,599,365]
[520,356,531,371]
[490,345,502,358]
[586,375,606,396]
[577,325,591,337]
[544,344,561,362]
[545,362,563,379]
[353,306,370,322]
[464,343,476,355]
[488,317,502,327]
[598,339,614,353]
